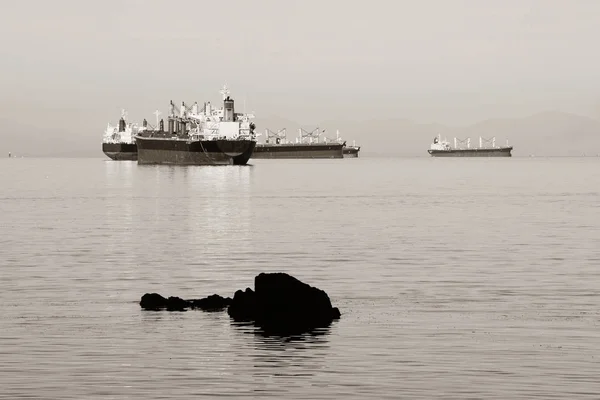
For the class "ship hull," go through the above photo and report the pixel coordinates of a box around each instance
[102,143,138,161]
[428,147,513,157]
[252,143,344,159]
[343,146,360,158]
[135,136,256,165]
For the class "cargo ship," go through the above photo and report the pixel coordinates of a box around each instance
[252,128,346,159]
[102,110,147,160]
[428,134,513,157]
[134,85,256,165]
[343,140,361,158]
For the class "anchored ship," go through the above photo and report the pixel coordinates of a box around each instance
[428,134,513,157]
[102,110,147,160]
[252,128,348,159]
[343,140,361,158]
[134,85,256,165]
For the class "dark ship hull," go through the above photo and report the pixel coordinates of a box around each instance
[102,143,138,161]
[343,146,360,158]
[252,143,344,159]
[428,147,513,157]
[135,135,256,165]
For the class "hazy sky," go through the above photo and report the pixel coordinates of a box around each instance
[2,0,600,129]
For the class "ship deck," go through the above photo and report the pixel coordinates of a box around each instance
[256,143,343,147]
[428,146,513,157]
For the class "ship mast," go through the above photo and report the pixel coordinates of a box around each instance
[265,128,287,144]
[153,110,161,130]
[299,128,321,144]
[220,84,230,100]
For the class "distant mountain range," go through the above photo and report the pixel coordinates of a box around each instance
[2,111,599,157]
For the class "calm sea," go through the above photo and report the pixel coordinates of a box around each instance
[1,156,599,399]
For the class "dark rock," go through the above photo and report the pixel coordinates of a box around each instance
[190,294,232,311]
[139,293,189,311]
[139,293,231,312]
[139,273,341,336]
[140,293,169,310]
[165,296,188,312]
[227,272,341,335]
[227,288,257,321]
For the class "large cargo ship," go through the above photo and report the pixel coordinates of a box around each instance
[428,134,513,157]
[134,86,257,166]
[102,110,146,160]
[252,128,348,159]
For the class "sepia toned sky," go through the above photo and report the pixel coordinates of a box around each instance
[1,0,599,148]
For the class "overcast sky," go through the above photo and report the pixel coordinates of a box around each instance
[1,0,599,128]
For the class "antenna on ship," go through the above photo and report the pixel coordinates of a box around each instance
[154,110,161,130]
[220,84,230,100]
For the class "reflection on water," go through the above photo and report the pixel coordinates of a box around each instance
[231,320,335,344]
[103,159,135,187]
[229,320,333,381]
[104,161,136,259]
[185,165,253,239]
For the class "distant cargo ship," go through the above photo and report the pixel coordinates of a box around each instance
[102,110,146,160]
[134,85,256,165]
[252,128,359,159]
[428,135,513,157]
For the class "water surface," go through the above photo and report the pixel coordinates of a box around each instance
[1,156,599,399]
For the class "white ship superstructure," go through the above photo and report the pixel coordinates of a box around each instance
[429,135,452,151]
[103,109,147,145]
[163,85,256,141]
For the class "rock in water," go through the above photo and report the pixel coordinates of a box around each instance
[139,273,341,336]
[140,293,165,310]
[140,293,231,312]
[139,293,189,311]
[189,294,232,311]
[226,288,256,321]
[228,272,341,334]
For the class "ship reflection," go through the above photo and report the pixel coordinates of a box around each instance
[132,164,254,283]
[103,160,136,259]
[104,158,136,188]
[182,165,253,240]
[104,161,254,287]
[137,163,254,190]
